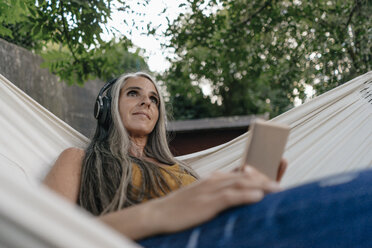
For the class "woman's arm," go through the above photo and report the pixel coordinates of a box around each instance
[44,149,282,240]
[99,167,282,240]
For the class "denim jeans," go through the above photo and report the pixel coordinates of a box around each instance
[138,168,372,247]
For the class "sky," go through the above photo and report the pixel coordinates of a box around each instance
[103,0,187,73]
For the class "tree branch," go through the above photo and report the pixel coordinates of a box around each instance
[346,0,361,27]
[59,1,79,62]
[239,0,273,26]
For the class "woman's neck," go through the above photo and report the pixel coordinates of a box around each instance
[129,136,147,158]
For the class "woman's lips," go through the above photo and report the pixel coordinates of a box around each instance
[133,112,150,119]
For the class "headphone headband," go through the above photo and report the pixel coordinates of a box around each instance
[97,78,118,99]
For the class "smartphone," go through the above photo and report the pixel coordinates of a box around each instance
[241,120,290,180]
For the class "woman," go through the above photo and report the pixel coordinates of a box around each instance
[44,72,372,247]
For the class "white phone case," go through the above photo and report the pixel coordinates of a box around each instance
[241,120,290,180]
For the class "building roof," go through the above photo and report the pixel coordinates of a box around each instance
[167,114,269,132]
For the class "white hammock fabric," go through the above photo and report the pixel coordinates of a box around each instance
[0,74,139,247]
[180,71,372,188]
[0,72,372,247]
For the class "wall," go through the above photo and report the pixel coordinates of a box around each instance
[0,38,254,155]
[0,38,103,138]
[169,128,247,156]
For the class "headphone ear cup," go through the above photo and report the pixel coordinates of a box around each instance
[94,77,117,129]
[94,98,102,120]
[100,96,111,127]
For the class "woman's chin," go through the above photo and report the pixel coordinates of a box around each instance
[128,128,153,138]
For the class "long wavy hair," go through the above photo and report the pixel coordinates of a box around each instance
[78,72,198,216]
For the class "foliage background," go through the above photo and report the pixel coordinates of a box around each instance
[161,0,371,119]
[0,0,149,85]
[0,0,371,119]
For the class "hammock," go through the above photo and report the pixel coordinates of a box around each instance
[0,72,371,247]
[182,72,372,188]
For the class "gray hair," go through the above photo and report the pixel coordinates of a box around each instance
[78,72,198,215]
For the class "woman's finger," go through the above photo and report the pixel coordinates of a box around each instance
[148,169,281,235]
[208,168,281,194]
[242,165,271,182]
[213,188,265,208]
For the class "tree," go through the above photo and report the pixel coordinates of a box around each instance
[0,0,149,85]
[162,0,372,119]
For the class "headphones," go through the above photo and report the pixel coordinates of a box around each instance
[94,78,118,128]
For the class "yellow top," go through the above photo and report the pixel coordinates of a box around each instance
[131,163,196,200]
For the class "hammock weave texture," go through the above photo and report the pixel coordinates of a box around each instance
[0,72,371,247]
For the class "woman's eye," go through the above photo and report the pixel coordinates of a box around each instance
[127,90,138,97]
[150,97,159,105]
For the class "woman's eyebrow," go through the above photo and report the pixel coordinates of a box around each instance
[124,86,141,91]
[124,86,159,98]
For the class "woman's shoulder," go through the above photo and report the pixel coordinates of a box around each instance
[53,147,86,174]
[60,147,85,158]
[44,147,85,202]
[49,147,85,177]
[44,147,84,172]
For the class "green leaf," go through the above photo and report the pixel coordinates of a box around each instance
[0,26,13,38]
[31,24,41,36]
[28,5,37,17]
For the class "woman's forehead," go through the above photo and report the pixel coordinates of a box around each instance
[122,76,158,93]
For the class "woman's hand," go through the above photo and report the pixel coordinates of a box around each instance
[144,167,281,236]
[101,161,287,240]
[234,158,288,182]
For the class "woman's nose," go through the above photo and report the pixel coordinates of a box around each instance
[140,96,151,107]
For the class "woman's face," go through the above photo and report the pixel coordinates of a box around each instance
[119,76,160,138]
